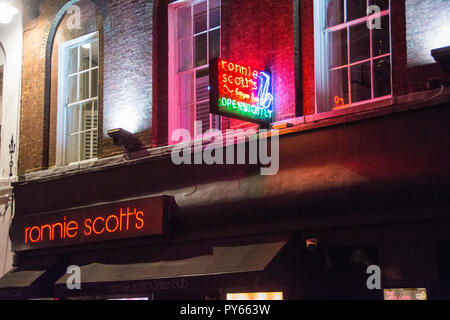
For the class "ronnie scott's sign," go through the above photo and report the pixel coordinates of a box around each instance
[10,196,170,251]
[210,58,274,124]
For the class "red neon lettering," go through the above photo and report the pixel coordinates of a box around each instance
[135,211,144,229]
[40,224,52,241]
[84,219,92,236]
[52,222,63,240]
[66,221,78,238]
[106,214,119,233]
[25,227,30,244]
[93,217,105,234]
[23,207,147,245]
[29,226,40,243]
[218,58,264,108]
[334,96,345,105]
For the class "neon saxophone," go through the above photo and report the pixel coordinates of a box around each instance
[257,72,273,110]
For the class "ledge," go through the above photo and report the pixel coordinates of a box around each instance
[16,87,450,185]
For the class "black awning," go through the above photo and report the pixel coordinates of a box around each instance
[55,234,291,298]
[0,255,65,300]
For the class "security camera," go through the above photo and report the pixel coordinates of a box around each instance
[107,128,142,152]
[305,238,318,251]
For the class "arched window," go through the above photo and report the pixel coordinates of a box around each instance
[51,0,103,166]
[168,0,221,143]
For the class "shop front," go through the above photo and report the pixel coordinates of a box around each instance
[1,100,449,300]
[1,189,296,300]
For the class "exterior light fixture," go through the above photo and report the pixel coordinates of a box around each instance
[0,2,19,24]
[107,128,143,152]
[431,46,450,73]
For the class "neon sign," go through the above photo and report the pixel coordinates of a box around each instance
[210,58,274,124]
[10,196,170,251]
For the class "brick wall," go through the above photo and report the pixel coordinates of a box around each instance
[19,0,154,174]
[401,0,450,94]
[300,0,315,116]
[221,0,297,128]
[19,0,450,174]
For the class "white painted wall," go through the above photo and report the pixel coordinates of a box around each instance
[0,0,23,277]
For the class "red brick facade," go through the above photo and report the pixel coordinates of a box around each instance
[18,0,450,173]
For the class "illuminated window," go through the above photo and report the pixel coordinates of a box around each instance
[58,32,99,164]
[314,0,392,113]
[169,0,221,143]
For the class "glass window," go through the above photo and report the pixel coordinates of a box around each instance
[62,36,99,164]
[171,0,221,139]
[316,0,391,113]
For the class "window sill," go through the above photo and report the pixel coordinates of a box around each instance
[271,87,450,136]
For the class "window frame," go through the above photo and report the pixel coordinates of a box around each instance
[57,31,99,166]
[168,0,221,144]
[314,0,393,114]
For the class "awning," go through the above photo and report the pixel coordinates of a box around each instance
[55,234,291,297]
[0,255,64,299]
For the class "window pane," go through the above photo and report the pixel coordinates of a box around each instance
[80,44,91,71]
[196,101,210,133]
[178,72,194,106]
[81,101,98,131]
[370,0,389,11]
[328,29,348,68]
[65,134,80,164]
[350,62,371,103]
[373,57,391,98]
[66,104,81,135]
[178,38,192,72]
[92,101,99,129]
[178,5,192,39]
[196,69,209,102]
[79,71,90,101]
[67,46,78,75]
[195,33,207,67]
[91,68,98,98]
[329,67,349,109]
[196,70,210,133]
[325,0,345,28]
[91,40,99,68]
[372,15,390,57]
[209,29,220,60]
[210,0,221,29]
[347,0,367,21]
[178,105,192,133]
[350,22,370,63]
[67,75,78,104]
[80,130,98,160]
[194,1,207,34]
